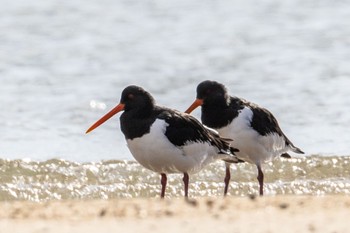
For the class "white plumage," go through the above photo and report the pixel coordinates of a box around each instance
[217,107,289,165]
[127,119,225,174]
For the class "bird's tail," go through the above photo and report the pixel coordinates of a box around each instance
[283,133,305,155]
[221,146,244,163]
[223,157,245,164]
[290,145,304,154]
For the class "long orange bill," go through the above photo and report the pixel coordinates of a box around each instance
[185,99,203,114]
[86,103,125,134]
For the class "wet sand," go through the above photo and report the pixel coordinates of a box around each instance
[1,195,349,233]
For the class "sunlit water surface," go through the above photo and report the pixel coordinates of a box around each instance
[1,155,349,201]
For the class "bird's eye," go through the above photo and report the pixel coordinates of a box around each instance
[128,94,134,99]
[206,89,212,94]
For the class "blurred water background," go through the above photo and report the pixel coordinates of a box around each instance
[1,0,350,161]
[1,0,350,200]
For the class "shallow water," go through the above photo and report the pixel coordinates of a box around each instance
[0,155,349,201]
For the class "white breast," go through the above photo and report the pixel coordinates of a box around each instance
[217,107,288,165]
[126,119,222,174]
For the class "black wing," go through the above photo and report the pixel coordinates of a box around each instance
[249,104,284,137]
[157,107,238,155]
[249,104,304,154]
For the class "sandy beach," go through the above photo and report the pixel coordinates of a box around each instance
[1,195,349,233]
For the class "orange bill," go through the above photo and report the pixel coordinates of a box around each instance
[185,99,203,114]
[86,103,125,134]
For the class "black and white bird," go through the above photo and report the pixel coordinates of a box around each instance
[185,80,304,196]
[86,85,239,198]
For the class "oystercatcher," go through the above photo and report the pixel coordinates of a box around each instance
[185,80,304,196]
[86,85,239,198]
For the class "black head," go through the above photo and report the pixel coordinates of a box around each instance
[196,80,229,105]
[86,85,155,134]
[120,85,155,112]
[185,80,230,114]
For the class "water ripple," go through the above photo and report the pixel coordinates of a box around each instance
[0,155,349,201]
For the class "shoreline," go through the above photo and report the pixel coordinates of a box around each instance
[1,195,349,233]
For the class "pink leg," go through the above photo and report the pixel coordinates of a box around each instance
[224,163,231,196]
[183,173,189,198]
[257,165,264,196]
[160,173,167,198]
